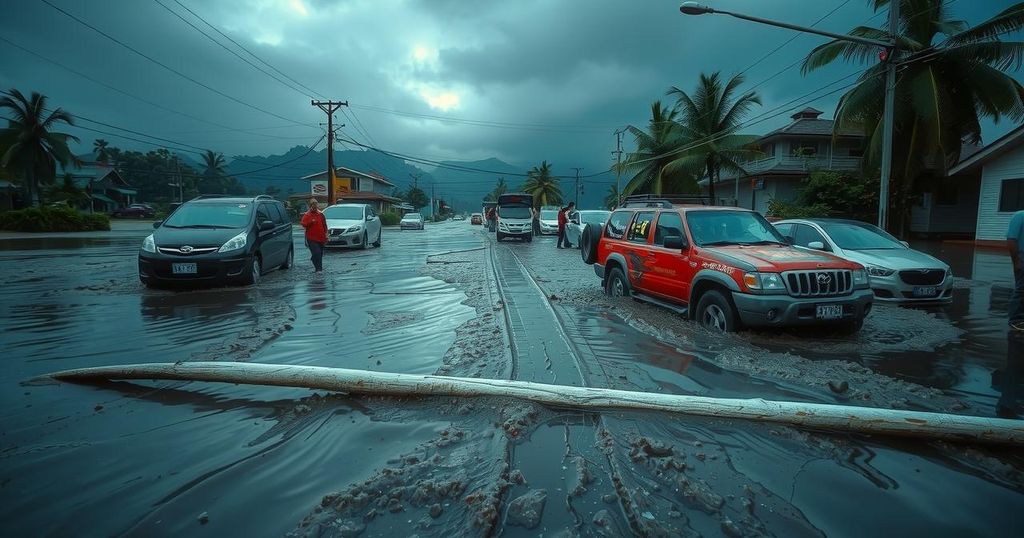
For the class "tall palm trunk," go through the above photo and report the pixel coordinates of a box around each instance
[24,164,39,207]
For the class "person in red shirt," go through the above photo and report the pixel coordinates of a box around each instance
[300,197,328,273]
[557,202,575,249]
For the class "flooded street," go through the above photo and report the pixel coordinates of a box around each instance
[1,222,1022,536]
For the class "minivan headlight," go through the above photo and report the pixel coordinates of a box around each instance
[218,231,248,253]
[142,234,156,253]
[743,272,786,291]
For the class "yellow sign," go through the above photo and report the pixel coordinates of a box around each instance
[334,177,353,198]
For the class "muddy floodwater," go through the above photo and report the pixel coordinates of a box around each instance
[1,221,1022,537]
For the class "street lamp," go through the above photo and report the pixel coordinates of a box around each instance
[679,2,898,230]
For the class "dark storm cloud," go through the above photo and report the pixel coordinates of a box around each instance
[1,0,1019,197]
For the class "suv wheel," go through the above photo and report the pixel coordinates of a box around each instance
[581,224,600,265]
[606,267,630,298]
[281,246,294,270]
[244,256,262,286]
[696,290,737,332]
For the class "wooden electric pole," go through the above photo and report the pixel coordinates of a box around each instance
[311,100,348,205]
[571,167,583,205]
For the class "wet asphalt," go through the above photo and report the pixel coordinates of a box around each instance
[0,221,1021,536]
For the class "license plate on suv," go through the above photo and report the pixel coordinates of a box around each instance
[913,286,937,297]
[815,304,843,320]
[172,263,197,274]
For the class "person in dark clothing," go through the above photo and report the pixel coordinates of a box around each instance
[300,197,327,273]
[557,202,575,249]
[532,206,541,236]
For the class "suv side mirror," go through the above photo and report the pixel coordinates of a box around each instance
[259,220,275,231]
[808,241,826,250]
[152,221,162,229]
[663,235,688,250]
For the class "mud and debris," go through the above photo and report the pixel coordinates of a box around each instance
[506,488,547,529]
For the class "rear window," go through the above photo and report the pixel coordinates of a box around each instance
[605,211,633,240]
[163,203,252,229]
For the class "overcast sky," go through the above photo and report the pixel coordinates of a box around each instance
[2,0,1021,196]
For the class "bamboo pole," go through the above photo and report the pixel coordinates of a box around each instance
[42,362,1024,445]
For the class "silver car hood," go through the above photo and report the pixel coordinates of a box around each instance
[837,248,948,270]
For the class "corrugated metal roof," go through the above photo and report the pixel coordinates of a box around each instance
[762,118,863,139]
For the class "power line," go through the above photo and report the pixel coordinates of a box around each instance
[737,0,853,78]
[38,0,319,130]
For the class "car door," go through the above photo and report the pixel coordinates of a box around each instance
[256,202,282,266]
[624,211,656,293]
[366,206,381,241]
[270,202,292,258]
[647,211,690,303]
[793,223,832,252]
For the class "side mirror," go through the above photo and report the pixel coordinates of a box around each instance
[783,235,795,245]
[663,235,688,250]
[259,220,275,231]
[366,215,373,221]
[152,221,162,229]
[808,241,825,250]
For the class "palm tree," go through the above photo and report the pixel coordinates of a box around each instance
[616,101,690,196]
[93,139,110,163]
[523,160,563,207]
[493,177,508,198]
[802,0,1024,230]
[0,89,80,207]
[202,149,226,177]
[665,72,763,204]
[604,184,620,210]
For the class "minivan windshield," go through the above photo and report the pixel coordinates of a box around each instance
[686,210,786,247]
[322,206,364,220]
[162,203,252,229]
[500,206,531,219]
[821,221,904,250]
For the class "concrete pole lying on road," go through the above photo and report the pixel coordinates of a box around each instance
[41,362,1024,445]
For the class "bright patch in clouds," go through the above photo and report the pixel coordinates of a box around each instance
[288,0,309,16]
[420,90,460,111]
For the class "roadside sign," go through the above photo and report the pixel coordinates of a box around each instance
[311,180,327,196]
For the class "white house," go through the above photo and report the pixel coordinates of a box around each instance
[944,125,1024,245]
[297,166,402,213]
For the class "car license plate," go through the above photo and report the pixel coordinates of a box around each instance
[913,286,937,297]
[172,263,197,274]
[816,304,843,320]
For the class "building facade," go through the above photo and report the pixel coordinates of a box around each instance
[299,167,403,214]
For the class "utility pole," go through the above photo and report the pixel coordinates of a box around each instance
[878,0,899,231]
[613,129,625,209]
[430,183,435,219]
[311,100,348,205]
[409,172,421,189]
[176,157,182,203]
[571,167,583,205]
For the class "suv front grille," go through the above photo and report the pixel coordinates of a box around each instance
[158,246,219,255]
[783,270,853,297]
[899,269,945,286]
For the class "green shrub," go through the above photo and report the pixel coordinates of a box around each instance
[0,207,110,232]
[765,199,832,220]
[380,211,401,226]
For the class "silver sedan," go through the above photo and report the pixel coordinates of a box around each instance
[565,210,611,248]
[774,218,953,304]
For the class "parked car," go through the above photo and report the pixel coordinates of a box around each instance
[496,193,534,242]
[454,214,466,221]
[566,210,610,247]
[400,212,425,230]
[539,206,560,235]
[773,218,953,303]
[580,196,873,332]
[113,204,156,219]
[470,213,483,225]
[322,203,382,249]
[138,195,293,288]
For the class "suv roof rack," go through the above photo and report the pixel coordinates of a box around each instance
[621,194,712,208]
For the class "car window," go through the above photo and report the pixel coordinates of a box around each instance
[367,208,376,218]
[628,211,655,243]
[605,211,633,239]
[256,203,273,223]
[793,224,830,250]
[654,211,684,247]
[774,223,793,238]
[268,203,287,224]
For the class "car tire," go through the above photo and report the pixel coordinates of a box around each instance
[373,230,381,248]
[605,266,630,298]
[695,290,737,332]
[243,255,262,286]
[580,223,601,265]
[360,232,368,250]
[496,232,504,242]
[281,246,294,270]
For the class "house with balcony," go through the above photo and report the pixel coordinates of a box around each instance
[294,166,403,213]
[705,107,865,213]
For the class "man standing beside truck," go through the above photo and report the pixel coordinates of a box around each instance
[557,202,575,249]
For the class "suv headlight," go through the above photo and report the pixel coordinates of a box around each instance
[853,269,869,287]
[345,225,362,233]
[865,265,895,277]
[218,231,248,253]
[743,272,786,292]
[142,234,156,253]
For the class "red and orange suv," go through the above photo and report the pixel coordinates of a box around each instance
[580,196,873,332]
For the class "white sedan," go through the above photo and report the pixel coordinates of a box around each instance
[774,218,953,303]
[322,203,382,249]
[539,208,560,235]
[565,210,611,248]
[400,212,425,230]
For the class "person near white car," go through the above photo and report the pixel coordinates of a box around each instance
[565,210,611,248]
[774,218,953,304]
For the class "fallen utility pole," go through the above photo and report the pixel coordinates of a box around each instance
[311,100,348,205]
[42,362,1024,445]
